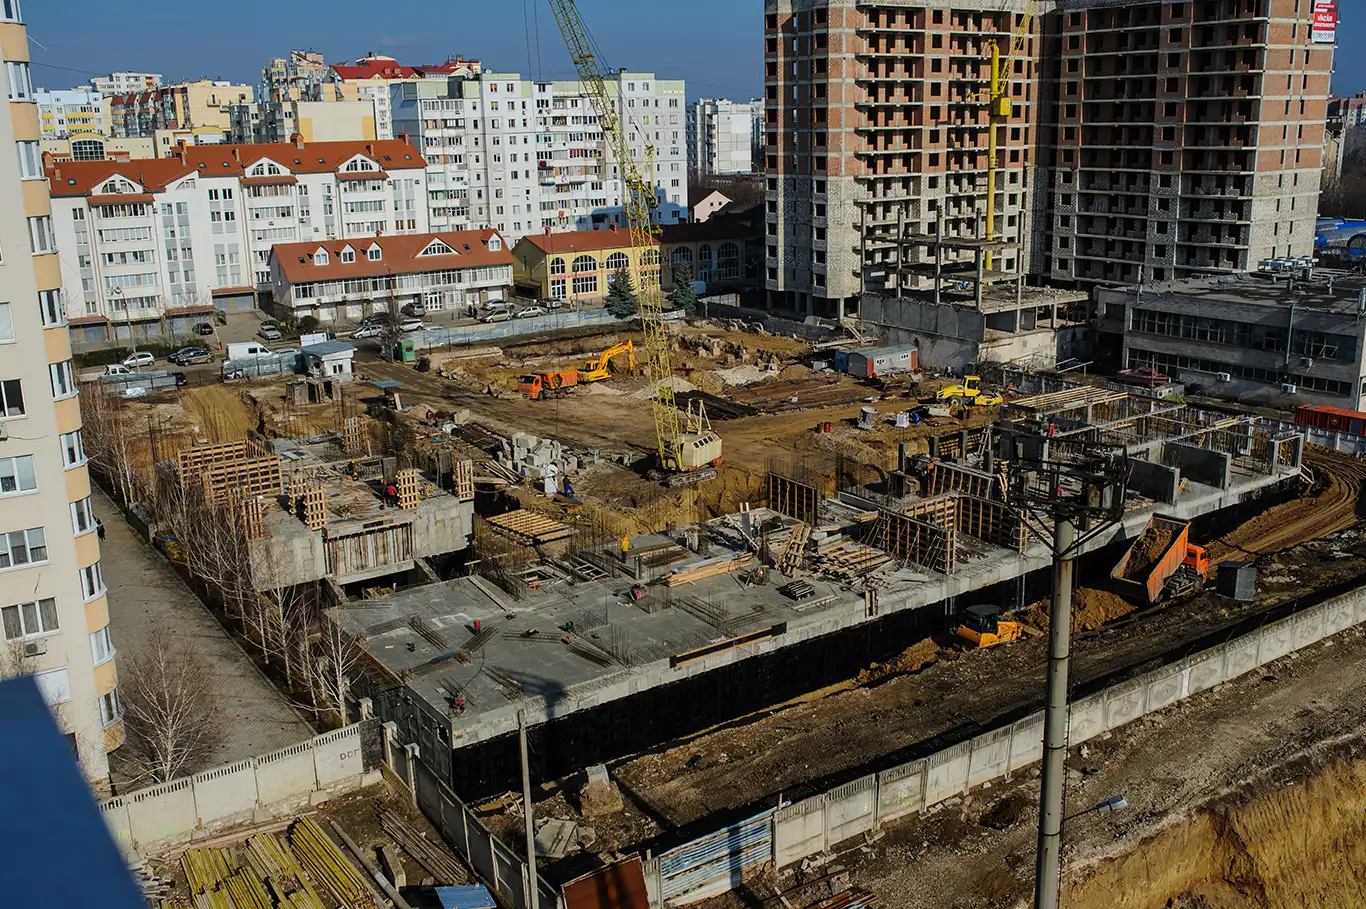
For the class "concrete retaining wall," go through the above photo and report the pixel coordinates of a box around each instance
[1161,441,1232,489]
[100,720,379,857]
[1128,458,1181,505]
[413,310,622,351]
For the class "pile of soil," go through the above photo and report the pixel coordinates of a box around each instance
[1025,588,1135,633]
[858,638,942,684]
[1123,524,1178,580]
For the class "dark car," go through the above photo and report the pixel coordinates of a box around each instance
[169,347,212,365]
[195,322,215,336]
[173,372,189,387]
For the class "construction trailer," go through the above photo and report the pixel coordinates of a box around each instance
[843,344,918,379]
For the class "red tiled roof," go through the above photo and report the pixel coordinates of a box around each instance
[519,228,637,256]
[46,138,425,197]
[332,57,478,81]
[272,230,513,284]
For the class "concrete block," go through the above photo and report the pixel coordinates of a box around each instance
[579,765,623,818]
[379,843,406,888]
[309,789,332,806]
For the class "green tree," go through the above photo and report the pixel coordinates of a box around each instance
[668,263,699,314]
[604,266,639,318]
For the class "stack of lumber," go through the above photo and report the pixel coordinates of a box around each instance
[775,522,811,576]
[378,807,468,884]
[665,551,756,587]
[810,534,893,582]
[289,817,380,909]
[487,509,575,545]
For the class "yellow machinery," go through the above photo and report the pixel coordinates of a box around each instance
[580,341,636,383]
[935,375,1001,406]
[548,0,722,486]
[956,604,1023,649]
[983,0,1037,272]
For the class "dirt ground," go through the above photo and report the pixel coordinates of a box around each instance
[1024,588,1135,634]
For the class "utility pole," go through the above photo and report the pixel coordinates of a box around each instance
[518,709,540,909]
[1034,515,1075,909]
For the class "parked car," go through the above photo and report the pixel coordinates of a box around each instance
[514,305,547,319]
[402,302,428,318]
[102,364,132,377]
[257,324,282,341]
[194,322,215,336]
[350,325,382,339]
[481,299,511,311]
[122,351,155,369]
[172,372,189,387]
[477,310,511,324]
[540,297,566,310]
[169,347,212,365]
[362,312,392,325]
[399,319,426,333]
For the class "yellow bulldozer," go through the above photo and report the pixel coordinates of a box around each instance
[955,604,1023,649]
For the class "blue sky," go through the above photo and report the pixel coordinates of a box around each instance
[20,2,1366,101]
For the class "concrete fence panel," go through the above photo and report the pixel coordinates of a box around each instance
[191,759,258,824]
[1103,679,1148,730]
[101,798,133,853]
[924,741,972,806]
[491,839,530,908]
[876,759,927,823]
[313,726,365,787]
[1257,619,1296,666]
[773,797,827,868]
[1145,664,1186,712]
[967,728,1012,788]
[1322,597,1358,637]
[1008,714,1044,770]
[1067,693,1106,745]
[1293,609,1326,650]
[1222,632,1262,679]
[824,776,878,847]
[1185,650,1226,696]
[255,740,318,805]
[125,777,198,848]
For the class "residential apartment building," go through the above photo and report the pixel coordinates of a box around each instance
[90,71,161,95]
[41,135,155,163]
[108,80,254,140]
[269,229,513,322]
[763,0,1335,315]
[391,70,688,243]
[0,0,122,789]
[332,54,482,140]
[47,137,429,340]
[36,89,106,139]
[262,50,339,103]
[229,100,377,145]
[688,98,763,175]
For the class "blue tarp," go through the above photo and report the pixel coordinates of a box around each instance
[435,884,497,909]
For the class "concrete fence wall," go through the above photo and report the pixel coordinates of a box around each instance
[412,309,622,351]
[630,582,1366,906]
[100,720,379,858]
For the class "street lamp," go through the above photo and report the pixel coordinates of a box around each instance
[1065,794,1128,823]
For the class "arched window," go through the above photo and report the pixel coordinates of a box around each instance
[697,244,716,282]
[549,257,566,276]
[605,251,630,272]
[572,254,597,274]
[717,242,740,281]
[71,139,104,161]
[641,249,661,268]
[670,246,694,267]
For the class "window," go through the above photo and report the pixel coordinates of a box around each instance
[0,302,10,343]
[99,688,123,726]
[572,274,598,296]
[59,430,85,467]
[0,455,36,496]
[605,251,630,272]
[28,216,54,254]
[90,626,114,665]
[572,254,597,274]
[6,61,32,102]
[16,141,41,180]
[0,378,22,417]
[49,360,76,399]
[71,496,94,535]
[340,247,355,263]
[1,527,47,569]
[38,290,63,327]
[33,668,70,706]
[79,562,104,600]
[1,598,57,641]
[367,246,381,261]
[549,257,566,276]
[0,1,21,23]
[314,248,328,265]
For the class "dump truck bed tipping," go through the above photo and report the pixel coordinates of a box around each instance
[1110,515,1192,604]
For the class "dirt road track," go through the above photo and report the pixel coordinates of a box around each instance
[1210,445,1366,559]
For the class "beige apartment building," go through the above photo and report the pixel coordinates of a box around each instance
[0,0,121,790]
[764,0,1335,315]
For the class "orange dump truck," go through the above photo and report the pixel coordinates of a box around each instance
[518,369,579,401]
[1110,515,1209,604]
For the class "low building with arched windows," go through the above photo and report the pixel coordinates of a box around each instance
[512,225,660,305]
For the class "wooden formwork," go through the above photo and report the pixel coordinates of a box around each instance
[342,416,364,455]
[487,509,575,546]
[324,520,415,578]
[767,472,823,524]
[901,494,957,528]
[176,439,271,477]
[199,457,282,506]
[395,468,421,511]
[927,461,1001,500]
[241,496,265,540]
[879,510,956,574]
[956,495,1027,552]
[452,458,474,502]
[301,485,327,530]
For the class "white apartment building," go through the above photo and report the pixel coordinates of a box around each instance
[47,137,429,341]
[688,98,763,175]
[0,0,122,790]
[391,70,687,243]
[90,72,161,95]
[36,89,105,139]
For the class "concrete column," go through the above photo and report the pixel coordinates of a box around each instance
[402,744,419,806]
[359,697,373,721]
[381,720,397,768]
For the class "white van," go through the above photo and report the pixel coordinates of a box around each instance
[225,342,271,360]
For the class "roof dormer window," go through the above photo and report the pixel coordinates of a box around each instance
[487,235,502,252]
[340,246,356,263]
[418,238,455,257]
[367,245,382,261]
[314,248,329,266]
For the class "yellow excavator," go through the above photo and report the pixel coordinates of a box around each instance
[580,341,636,383]
[547,0,723,486]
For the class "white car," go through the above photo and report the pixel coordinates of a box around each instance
[399,319,426,333]
[350,325,381,339]
[514,306,547,319]
[122,351,155,369]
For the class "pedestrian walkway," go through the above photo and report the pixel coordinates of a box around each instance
[92,486,314,778]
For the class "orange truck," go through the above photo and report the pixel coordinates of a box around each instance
[1110,515,1210,604]
[518,369,579,401]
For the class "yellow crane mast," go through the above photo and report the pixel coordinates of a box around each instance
[984,0,1037,272]
[546,0,722,485]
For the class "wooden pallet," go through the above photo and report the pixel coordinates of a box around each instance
[487,509,575,546]
[812,541,893,580]
[665,552,756,587]
[395,467,421,510]
[775,522,811,576]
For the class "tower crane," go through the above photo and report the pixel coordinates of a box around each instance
[546,0,723,486]
[984,0,1037,272]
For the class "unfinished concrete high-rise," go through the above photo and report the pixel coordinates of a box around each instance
[764,0,1335,315]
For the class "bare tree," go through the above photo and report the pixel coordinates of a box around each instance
[119,630,221,784]
[80,385,146,507]
[306,610,363,727]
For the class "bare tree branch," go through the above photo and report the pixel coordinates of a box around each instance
[118,630,221,784]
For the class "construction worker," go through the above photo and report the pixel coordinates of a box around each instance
[385,482,398,508]
[620,535,630,564]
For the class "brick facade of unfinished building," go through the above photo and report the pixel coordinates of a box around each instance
[764,0,1334,315]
